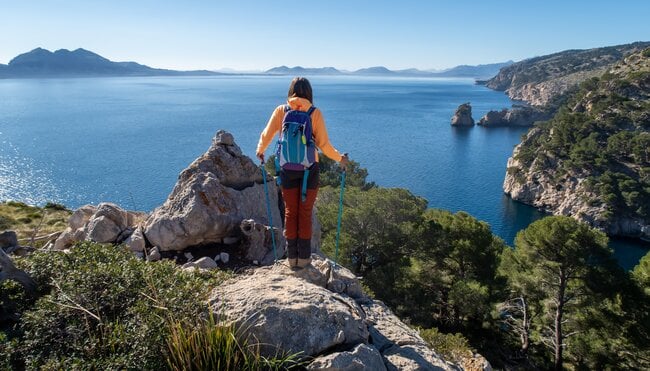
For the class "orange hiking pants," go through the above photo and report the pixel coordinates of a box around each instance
[280,164,319,259]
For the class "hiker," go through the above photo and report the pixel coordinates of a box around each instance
[257,77,349,269]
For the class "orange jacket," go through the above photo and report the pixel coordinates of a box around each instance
[256,97,344,163]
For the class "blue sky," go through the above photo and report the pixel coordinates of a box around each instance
[1,0,648,71]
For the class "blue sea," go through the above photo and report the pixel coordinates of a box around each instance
[0,75,647,269]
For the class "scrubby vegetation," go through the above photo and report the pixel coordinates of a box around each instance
[510,48,650,225]
[316,159,650,370]
[0,243,300,370]
[0,201,71,244]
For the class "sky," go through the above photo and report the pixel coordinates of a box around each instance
[1,0,649,71]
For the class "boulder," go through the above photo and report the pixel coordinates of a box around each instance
[451,103,474,126]
[362,301,459,370]
[0,231,18,249]
[86,216,121,243]
[209,256,463,369]
[92,203,128,231]
[240,219,275,262]
[144,130,282,251]
[54,203,140,249]
[124,227,146,252]
[308,344,386,371]
[182,256,218,270]
[68,205,97,230]
[209,263,369,359]
[147,246,161,262]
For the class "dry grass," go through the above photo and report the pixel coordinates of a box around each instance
[0,201,71,244]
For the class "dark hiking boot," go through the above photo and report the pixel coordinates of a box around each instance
[286,239,298,268]
[297,239,312,268]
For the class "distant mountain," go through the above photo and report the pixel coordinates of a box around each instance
[353,66,395,75]
[265,62,513,79]
[0,48,220,78]
[484,41,650,106]
[266,66,343,75]
[434,61,514,79]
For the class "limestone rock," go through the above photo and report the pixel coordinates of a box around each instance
[0,231,18,249]
[240,219,273,262]
[92,203,129,231]
[147,246,161,262]
[451,103,474,126]
[477,106,550,127]
[460,354,493,371]
[144,130,282,251]
[86,216,121,243]
[54,203,141,249]
[307,343,386,371]
[124,227,146,252]
[182,256,218,270]
[68,205,96,230]
[362,301,459,370]
[209,256,463,369]
[209,265,369,359]
[504,128,650,240]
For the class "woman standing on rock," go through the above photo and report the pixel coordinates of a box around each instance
[257,77,349,269]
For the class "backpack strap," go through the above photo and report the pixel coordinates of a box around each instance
[307,106,316,116]
[284,104,291,112]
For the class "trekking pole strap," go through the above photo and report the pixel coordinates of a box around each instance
[261,164,278,262]
[301,169,310,202]
[334,169,346,266]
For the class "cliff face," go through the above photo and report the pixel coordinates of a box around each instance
[504,49,650,240]
[487,42,650,107]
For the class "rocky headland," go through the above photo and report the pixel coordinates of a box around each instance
[503,48,650,241]
[485,41,650,107]
[477,41,650,127]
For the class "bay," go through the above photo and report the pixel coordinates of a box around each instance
[0,75,647,269]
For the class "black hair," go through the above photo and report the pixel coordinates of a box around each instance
[287,77,313,103]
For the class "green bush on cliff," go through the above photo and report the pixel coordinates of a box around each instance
[3,243,231,369]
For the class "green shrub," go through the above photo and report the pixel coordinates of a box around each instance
[16,217,31,224]
[43,202,68,211]
[420,327,473,363]
[14,242,231,369]
[642,48,650,58]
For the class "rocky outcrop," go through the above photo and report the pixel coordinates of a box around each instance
[451,103,474,126]
[143,130,283,253]
[504,145,650,240]
[477,106,551,127]
[53,203,147,250]
[503,49,650,241]
[210,255,466,370]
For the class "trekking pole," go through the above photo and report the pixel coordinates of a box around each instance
[261,161,278,262]
[334,168,346,266]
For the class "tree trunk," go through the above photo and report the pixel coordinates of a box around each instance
[0,248,36,294]
[521,297,530,354]
[554,274,567,371]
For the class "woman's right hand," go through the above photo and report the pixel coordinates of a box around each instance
[339,153,349,171]
[257,152,265,164]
